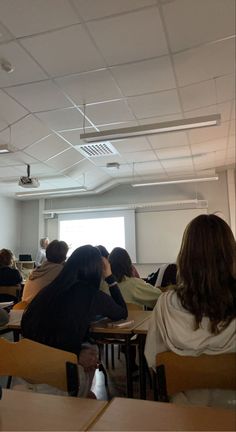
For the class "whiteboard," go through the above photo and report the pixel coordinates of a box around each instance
[136,208,207,263]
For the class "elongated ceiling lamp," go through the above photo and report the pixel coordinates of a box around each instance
[80,114,220,143]
[132,175,219,187]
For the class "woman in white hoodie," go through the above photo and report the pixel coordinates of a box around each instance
[22,240,68,304]
[145,214,236,406]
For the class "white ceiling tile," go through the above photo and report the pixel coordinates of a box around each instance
[180,80,216,111]
[4,151,38,166]
[189,121,229,144]
[226,143,235,159]
[56,69,122,104]
[10,115,51,150]
[72,0,156,20]
[99,120,138,130]
[161,157,193,169]
[28,163,58,175]
[134,160,163,174]
[216,74,235,103]
[21,25,106,76]
[87,8,168,65]
[103,163,133,178]
[0,165,23,178]
[6,81,72,112]
[231,101,235,119]
[46,147,84,170]
[138,113,183,125]
[25,134,71,161]
[59,128,94,147]
[184,102,232,123]
[148,131,189,149]
[156,146,191,160]
[91,154,127,167]
[0,90,28,124]
[174,38,235,87]
[0,0,79,37]
[111,57,176,96]
[0,41,47,87]
[124,150,157,163]
[36,108,86,131]
[194,150,226,169]
[0,23,13,43]
[128,89,181,119]
[86,100,134,125]
[191,137,228,155]
[163,0,235,52]
[66,158,97,179]
[113,137,151,153]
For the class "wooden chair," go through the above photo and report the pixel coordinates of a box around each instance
[0,338,79,396]
[0,285,21,303]
[153,351,236,402]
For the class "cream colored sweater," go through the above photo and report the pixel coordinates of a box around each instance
[22,261,64,303]
[145,290,236,369]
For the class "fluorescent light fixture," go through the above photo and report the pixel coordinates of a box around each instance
[16,187,87,198]
[0,144,11,154]
[132,176,219,187]
[80,114,220,143]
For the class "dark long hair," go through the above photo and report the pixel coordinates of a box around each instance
[109,247,133,282]
[22,245,103,353]
[176,214,236,334]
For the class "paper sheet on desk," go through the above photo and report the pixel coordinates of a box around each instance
[0,302,14,309]
[8,309,24,325]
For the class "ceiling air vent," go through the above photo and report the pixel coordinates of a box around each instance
[78,142,118,158]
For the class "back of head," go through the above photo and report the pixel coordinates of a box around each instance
[0,249,13,267]
[96,245,109,258]
[109,247,132,282]
[46,240,68,264]
[177,214,236,333]
[40,237,49,249]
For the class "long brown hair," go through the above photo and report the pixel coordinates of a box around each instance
[177,214,236,334]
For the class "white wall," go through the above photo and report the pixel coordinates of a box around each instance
[0,195,22,257]
[19,200,40,260]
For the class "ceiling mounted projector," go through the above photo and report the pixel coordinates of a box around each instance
[19,164,40,188]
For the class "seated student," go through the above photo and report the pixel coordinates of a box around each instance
[145,214,236,407]
[97,244,140,278]
[22,240,68,304]
[0,249,22,286]
[35,237,49,267]
[146,263,177,287]
[22,245,127,397]
[105,247,162,309]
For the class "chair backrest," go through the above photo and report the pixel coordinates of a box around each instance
[126,302,143,311]
[0,285,21,303]
[156,351,236,398]
[13,301,28,310]
[0,338,78,395]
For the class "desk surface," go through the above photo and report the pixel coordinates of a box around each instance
[91,310,151,335]
[133,316,151,334]
[88,397,236,431]
[0,389,107,431]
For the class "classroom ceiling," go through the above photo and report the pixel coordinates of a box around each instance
[0,0,235,198]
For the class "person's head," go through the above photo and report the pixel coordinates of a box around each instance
[40,237,49,249]
[109,247,133,282]
[0,249,14,267]
[176,214,236,333]
[46,240,69,264]
[96,245,109,258]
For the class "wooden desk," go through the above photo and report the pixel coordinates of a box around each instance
[0,389,107,431]
[0,310,23,340]
[91,311,151,398]
[88,397,236,431]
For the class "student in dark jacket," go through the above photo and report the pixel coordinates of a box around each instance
[0,249,22,286]
[22,244,127,358]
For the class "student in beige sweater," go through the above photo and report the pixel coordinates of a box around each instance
[22,240,68,304]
